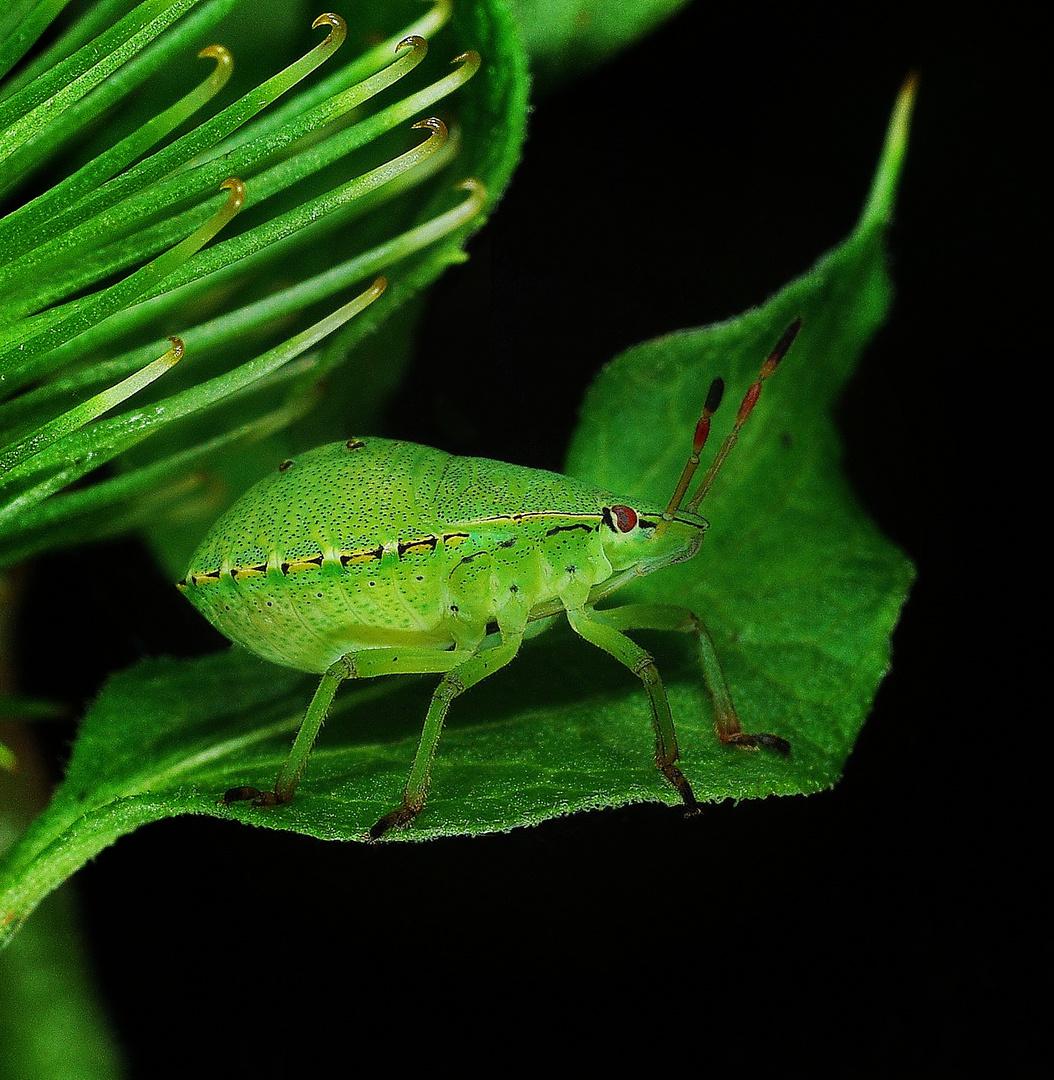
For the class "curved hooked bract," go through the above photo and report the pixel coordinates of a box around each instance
[310,12,347,53]
[3,177,246,387]
[453,176,486,212]
[396,34,428,57]
[159,177,246,269]
[411,115,449,145]
[255,11,347,102]
[451,50,483,78]
[195,44,234,92]
[213,177,247,224]
[0,337,184,482]
[283,276,388,360]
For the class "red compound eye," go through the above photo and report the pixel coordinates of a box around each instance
[610,505,638,532]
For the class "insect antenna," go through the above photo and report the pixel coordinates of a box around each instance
[685,317,803,514]
[656,376,725,532]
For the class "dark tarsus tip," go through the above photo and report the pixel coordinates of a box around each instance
[756,732,792,757]
[222,786,263,805]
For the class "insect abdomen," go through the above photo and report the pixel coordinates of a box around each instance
[181,438,619,672]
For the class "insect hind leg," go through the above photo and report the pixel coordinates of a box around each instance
[222,646,467,810]
[593,603,790,755]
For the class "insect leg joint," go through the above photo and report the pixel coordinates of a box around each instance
[330,654,358,680]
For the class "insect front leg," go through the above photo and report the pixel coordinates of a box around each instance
[370,626,527,840]
[592,603,791,754]
[222,646,467,809]
[564,606,699,815]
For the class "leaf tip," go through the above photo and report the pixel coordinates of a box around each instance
[859,73,918,231]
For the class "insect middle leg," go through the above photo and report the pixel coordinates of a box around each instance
[591,603,790,754]
[564,606,699,814]
[222,646,467,809]
[370,627,526,840]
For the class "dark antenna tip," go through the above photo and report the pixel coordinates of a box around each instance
[704,377,725,415]
[774,317,804,360]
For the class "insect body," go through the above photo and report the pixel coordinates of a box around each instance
[180,320,802,838]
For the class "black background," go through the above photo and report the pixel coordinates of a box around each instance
[12,4,1030,1076]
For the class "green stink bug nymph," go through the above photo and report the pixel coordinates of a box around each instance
[179,319,803,838]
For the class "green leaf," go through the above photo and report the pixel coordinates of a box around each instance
[0,78,914,947]
[508,0,694,90]
[564,77,918,791]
